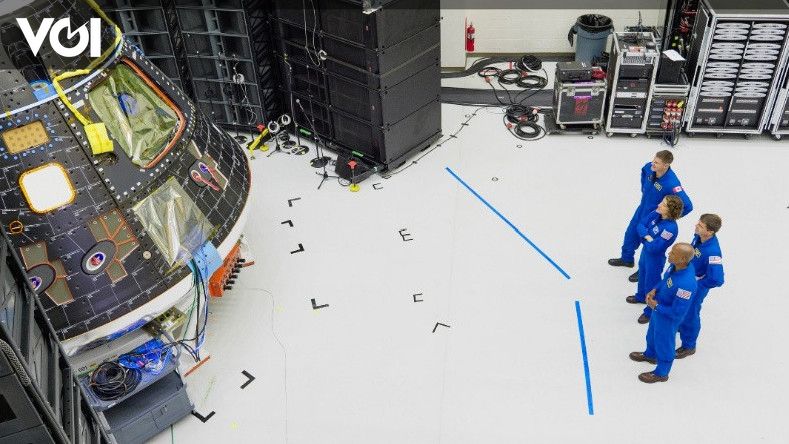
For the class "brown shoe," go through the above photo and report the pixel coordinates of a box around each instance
[637,314,650,324]
[675,347,696,359]
[626,295,645,304]
[638,372,668,383]
[629,352,656,364]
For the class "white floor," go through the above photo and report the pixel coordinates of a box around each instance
[151,104,789,443]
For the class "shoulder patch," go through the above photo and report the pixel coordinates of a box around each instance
[709,256,723,264]
[660,230,674,240]
[676,288,692,299]
[673,186,683,193]
[667,277,673,288]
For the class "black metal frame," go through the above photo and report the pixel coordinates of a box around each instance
[1,229,111,443]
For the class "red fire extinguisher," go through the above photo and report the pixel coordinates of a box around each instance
[466,22,475,52]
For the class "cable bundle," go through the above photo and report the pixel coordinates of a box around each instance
[477,62,547,91]
[89,362,142,401]
[517,75,548,89]
[517,54,543,72]
[504,105,545,141]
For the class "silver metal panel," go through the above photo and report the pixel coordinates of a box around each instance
[685,1,789,135]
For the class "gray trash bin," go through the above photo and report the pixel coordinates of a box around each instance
[568,14,613,63]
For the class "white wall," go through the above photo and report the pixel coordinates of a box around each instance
[440,8,668,68]
[441,8,468,68]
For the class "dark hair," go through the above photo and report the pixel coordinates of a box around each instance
[655,150,674,164]
[699,214,722,233]
[664,195,684,220]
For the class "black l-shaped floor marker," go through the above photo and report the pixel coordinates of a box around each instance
[432,322,450,333]
[288,197,301,207]
[192,410,215,423]
[281,220,294,227]
[373,183,383,190]
[240,370,255,389]
[290,243,305,254]
[413,293,423,303]
[311,298,329,309]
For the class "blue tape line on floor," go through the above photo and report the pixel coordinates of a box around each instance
[445,167,571,280]
[575,300,594,416]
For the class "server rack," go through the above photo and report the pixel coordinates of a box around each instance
[646,80,691,136]
[766,57,789,139]
[270,0,442,169]
[605,32,661,137]
[683,0,789,135]
[0,230,111,444]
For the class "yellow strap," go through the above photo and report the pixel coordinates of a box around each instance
[50,0,122,126]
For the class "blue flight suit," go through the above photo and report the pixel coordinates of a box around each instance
[678,234,724,349]
[643,265,697,376]
[633,211,678,322]
[619,163,693,263]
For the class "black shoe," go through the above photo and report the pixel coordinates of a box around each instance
[637,314,650,324]
[626,295,645,304]
[638,372,668,383]
[675,347,696,359]
[629,352,657,364]
[628,271,639,282]
[608,258,635,268]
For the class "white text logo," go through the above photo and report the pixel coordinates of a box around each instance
[16,18,101,58]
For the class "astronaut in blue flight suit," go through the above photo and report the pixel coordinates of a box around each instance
[629,243,697,383]
[675,214,725,359]
[608,150,693,283]
[625,195,684,324]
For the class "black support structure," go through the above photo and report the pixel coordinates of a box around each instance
[1,229,111,443]
[268,0,442,170]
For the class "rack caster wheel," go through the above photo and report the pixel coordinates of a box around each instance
[606,132,613,138]
[559,124,566,130]
[774,134,782,141]
[630,133,638,138]
[744,134,752,140]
